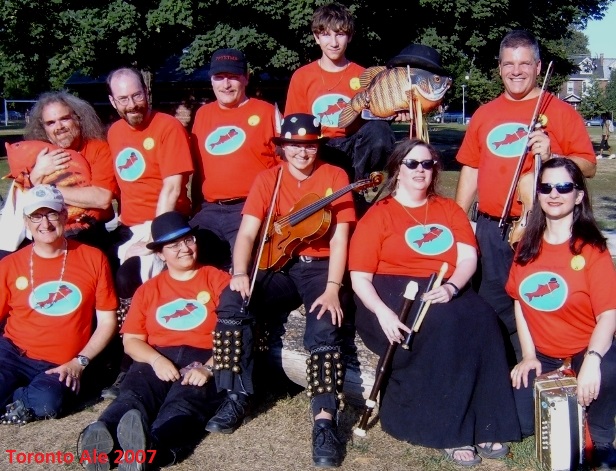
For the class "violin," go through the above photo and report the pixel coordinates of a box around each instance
[258,172,383,271]
[499,61,553,249]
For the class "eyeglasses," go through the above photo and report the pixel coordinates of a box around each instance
[113,92,146,106]
[537,182,579,195]
[401,159,436,170]
[26,211,61,223]
[285,144,319,154]
[163,235,196,252]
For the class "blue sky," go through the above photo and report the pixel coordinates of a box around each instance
[583,2,616,58]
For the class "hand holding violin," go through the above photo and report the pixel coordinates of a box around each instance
[527,128,551,162]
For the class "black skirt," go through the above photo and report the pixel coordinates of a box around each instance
[355,274,521,448]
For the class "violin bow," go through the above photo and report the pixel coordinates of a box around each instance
[354,280,419,437]
[499,60,554,237]
[245,166,283,306]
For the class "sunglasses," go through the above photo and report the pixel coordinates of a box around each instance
[401,159,436,170]
[537,182,579,194]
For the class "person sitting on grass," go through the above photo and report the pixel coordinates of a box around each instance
[78,211,230,469]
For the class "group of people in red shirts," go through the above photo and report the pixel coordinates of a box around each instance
[1,2,615,470]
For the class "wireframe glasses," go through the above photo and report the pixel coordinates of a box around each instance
[537,182,579,194]
[26,212,61,223]
[163,235,197,252]
[113,92,146,106]
[402,159,435,170]
[285,144,319,154]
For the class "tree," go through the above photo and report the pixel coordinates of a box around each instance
[578,79,606,118]
[604,69,616,118]
[0,0,613,102]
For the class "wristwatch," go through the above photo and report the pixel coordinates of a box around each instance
[76,355,90,367]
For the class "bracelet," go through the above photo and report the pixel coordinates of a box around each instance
[327,280,343,287]
[232,273,248,278]
[443,281,460,297]
[586,350,603,363]
[151,354,163,367]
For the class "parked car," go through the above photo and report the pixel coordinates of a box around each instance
[585,117,602,127]
[431,112,471,124]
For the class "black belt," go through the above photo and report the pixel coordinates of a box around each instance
[212,197,247,205]
[478,211,512,224]
[297,255,329,263]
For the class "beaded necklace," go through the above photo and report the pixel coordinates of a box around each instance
[30,239,68,307]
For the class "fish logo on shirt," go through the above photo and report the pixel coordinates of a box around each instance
[156,298,208,331]
[29,281,82,316]
[487,123,530,158]
[205,126,247,156]
[115,147,146,182]
[524,277,560,302]
[162,302,199,323]
[312,94,350,128]
[518,272,567,311]
[404,224,453,256]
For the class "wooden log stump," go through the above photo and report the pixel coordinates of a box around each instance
[261,310,379,407]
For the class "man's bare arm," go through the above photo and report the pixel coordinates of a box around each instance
[454,165,478,213]
[156,174,184,216]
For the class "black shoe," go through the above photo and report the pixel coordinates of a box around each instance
[101,371,127,400]
[117,409,147,471]
[593,442,616,469]
[205,393,251,434]
[77,421,114,471]
[312,419,342,468]
[0,400,34,425]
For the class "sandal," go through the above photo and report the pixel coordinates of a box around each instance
[476,442,509,459]
[442,446,482,466]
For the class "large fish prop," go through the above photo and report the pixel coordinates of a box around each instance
[338,66,451,139]
[4,140,107,234]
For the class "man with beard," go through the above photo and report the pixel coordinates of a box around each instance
[103,68,194,398]
[0,92,117,258]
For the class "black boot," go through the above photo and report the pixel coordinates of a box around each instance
[117,409,147,471]
[205,392,251,434]
[0,400,34,425]
[312,419,342,468]
[593,442,616,469]
[77,421,114,471]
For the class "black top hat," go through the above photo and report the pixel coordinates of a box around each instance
[387,44,447,75]
[272,113,329,145]
[146,211,197,250]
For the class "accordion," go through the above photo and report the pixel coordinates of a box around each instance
[534,367,584,471]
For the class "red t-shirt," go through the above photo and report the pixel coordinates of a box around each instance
[78,138,119,222]
[121,267,231,349]
[285,61,365,138]
[0,240,117,364]
[108,111,193,226]
[243,162,356,257]
[456,93,595,218]
[506,242,616,358]
[192,98,279,201]
[349,195,476,278]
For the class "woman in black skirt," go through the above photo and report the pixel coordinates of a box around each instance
[349,139,520,466]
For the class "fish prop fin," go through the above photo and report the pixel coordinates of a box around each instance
[338,103,361,128]
[359,66,386,89]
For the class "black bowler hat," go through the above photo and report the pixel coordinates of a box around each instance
[209,48,248,77]
[272,113,328,145]
[146,211,197,250]
[387,44,447,75]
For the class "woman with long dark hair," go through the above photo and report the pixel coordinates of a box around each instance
[506,158,616,467]
[350,139,520,465]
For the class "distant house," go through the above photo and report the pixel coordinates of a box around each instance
[559,54,615,109]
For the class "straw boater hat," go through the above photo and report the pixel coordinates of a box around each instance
[272,113,329,145]
[387,44,448,75]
